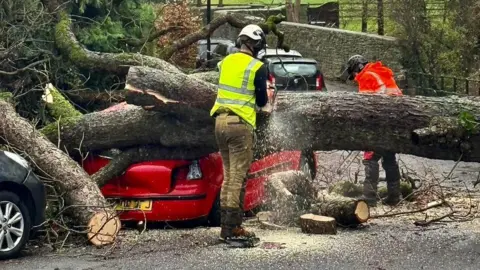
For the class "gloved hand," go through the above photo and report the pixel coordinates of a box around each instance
[267,88,274,102]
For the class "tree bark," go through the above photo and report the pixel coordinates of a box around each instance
[311,194,370,227]
[64,89,128,106]
[40,105,215,154]
[125,66,217,112]
[42,83,83,119]
[258,91,480,163]
[0,99,120,246]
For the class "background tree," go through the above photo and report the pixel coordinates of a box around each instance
[391,0,480,91]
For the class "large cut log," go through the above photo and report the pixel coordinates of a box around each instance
[299,214,337,235]
[311,194,370,227]
[0,99,120,246]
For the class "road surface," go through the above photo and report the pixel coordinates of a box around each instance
[2,218,480,270]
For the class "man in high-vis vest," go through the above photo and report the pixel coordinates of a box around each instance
[210,24,270,244]
[340,55,403,207]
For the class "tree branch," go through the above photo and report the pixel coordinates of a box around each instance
[123,26,185,47]
[54,12,182,75]
[92,146,216,187]
[161,13,289,60]
[0,59,48,75]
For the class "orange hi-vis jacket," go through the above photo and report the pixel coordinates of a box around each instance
[356,62,402,160]
[354,62,403,96]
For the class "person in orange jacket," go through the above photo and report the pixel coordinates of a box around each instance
[340,55,402,207]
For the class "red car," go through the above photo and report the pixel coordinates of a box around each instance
[82,103,316,226]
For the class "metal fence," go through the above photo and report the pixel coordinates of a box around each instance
[403,71,480,97]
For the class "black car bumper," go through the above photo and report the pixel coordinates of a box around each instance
[22,170,46,233]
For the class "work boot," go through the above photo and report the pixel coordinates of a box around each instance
[382,161,401,206]
[219,226,259,248]
[362,159,380,207]
[220,226,256,240]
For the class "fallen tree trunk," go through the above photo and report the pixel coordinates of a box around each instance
[40,105,215,154]
[121,66,480,162]
[0,99,120,246]
[311,194,370,227]
[257,91,480,162]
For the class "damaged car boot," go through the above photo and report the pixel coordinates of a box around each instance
[362,159,380,207]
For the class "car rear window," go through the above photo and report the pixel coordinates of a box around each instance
[272,63,317,77]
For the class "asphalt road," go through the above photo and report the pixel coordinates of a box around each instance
[2,219,480,270]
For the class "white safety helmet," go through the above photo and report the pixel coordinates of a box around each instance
[238,24,265,41]
[237,24,267,58]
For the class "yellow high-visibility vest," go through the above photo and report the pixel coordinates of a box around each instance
[210,52,264,129]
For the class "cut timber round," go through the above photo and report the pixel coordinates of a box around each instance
[299,214,337,235]
[312,195,370,227]
[354,201,369,223]
[87,212,121,246]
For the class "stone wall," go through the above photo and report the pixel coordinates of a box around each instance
[212,9,402,79]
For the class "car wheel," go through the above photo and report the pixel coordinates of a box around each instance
[0,191,31,260]
[300,150,316,180]
[207,192,221,227]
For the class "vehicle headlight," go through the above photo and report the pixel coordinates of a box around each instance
[4,151,30,169]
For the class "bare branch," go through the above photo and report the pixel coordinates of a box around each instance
[0,59,48,75]
[123,26,185,47]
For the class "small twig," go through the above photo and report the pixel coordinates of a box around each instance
[0,59,48,75]
[413,211,457,227]
[371,200,445,218]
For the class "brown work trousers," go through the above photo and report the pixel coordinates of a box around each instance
[214,112,254,229]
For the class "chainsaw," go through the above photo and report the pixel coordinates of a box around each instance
[259,82,277,113]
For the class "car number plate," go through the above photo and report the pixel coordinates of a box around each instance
[114,200,152,211]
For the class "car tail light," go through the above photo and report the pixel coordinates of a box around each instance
[268,74,275,86]
[186,160,203,180]
[172,161,202,182]
[316,75,323,91]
